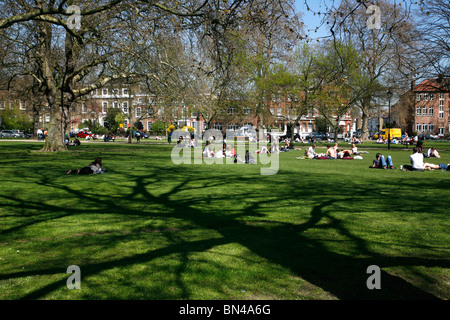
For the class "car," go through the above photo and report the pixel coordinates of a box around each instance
[417,134,439,140]
[0,130,23,138]
[11,130,25,138]
[77,131,94,138]
[306,132,330,141]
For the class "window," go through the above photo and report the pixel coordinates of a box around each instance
[438,127,445,136]
[46,115,50,123]
[0,101,4,110]
[102,101,108,114]
[429,123,434,133]
[102,88,108,96]
[439,94,444,119]
[430,93,434,101]
[147,121,152,131]
[124,119,129,128]
[149,97,155,105]
[270,107,275,115]
[416,93,421,101]
[243,107,251,115]
[81,104,88,114]
[422,107,428,115]
[277,108,282,116]
[227,107,235,115]
[227,124,239,130]
[416,123,422,132]
[416,107,422,116]
[122,88,128,96]
[138,97,143,104]
[112,89,119,95]
[113,101,119,109]
[423,124,428,132]
[147,108,154,117]
[122,101,128,114]
[429,107,434,115]
[136,107,142,118]
[214,122,222,131]
[20,100,26,110]
[423,93,429,101]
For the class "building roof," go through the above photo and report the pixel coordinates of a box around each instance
[414,77,450,92]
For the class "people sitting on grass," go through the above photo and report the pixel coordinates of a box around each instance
[70,138,81,146]
[351,143,360,155]
[426,147,440,158]
[370,153,395,169]
[402,147,442,171]
[306,144,318,159]
[325,145,337,159]
[203,141,214,158]
[65,157,106,175]
[337,149,353,159]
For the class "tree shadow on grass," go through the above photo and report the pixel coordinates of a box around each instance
[0,163,448,300]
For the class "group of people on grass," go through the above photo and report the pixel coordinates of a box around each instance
[202,141,260,164]
[305,143,363,160]
[65,137,81,146]
[369,146,448,171]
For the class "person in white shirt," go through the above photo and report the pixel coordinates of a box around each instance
[409,148,440,171]
[426,147,440,158]
[307,145,317,159]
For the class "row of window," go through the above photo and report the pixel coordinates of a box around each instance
[416,106,446,119]
[92,88,129,96]
[416,123,448,135]
[416,92,449,102]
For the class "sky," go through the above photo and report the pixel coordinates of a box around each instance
[294,0,421,41]
[294,0,336,40]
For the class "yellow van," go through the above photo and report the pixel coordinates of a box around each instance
[374,128,402,140]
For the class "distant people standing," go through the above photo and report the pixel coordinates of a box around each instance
[37,128,43,140]
[136,131,141,143]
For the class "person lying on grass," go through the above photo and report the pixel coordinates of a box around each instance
[65,157,107,175]
[370,153,395,169]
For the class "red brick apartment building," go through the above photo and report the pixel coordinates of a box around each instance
[414,77,450,137]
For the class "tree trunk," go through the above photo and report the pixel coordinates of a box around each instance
[41,104,68,152]
[360,99,370,141]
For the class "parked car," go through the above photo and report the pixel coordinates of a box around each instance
[77,131,94,139]
[11,130,25,138]
[306,132,330,141]
[417,134,439,140]
[0,130,24,138]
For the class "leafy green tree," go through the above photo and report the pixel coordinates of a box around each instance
[0,108,33,131]
[151,120,168,135]
[103,108,124,133]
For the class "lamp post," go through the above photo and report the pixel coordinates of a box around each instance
[387,90,393,150]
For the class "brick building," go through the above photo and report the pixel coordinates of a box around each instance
[413,78,450,137]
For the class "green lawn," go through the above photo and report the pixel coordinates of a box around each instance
[0,140,449,300]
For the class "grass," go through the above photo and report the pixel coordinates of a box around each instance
[0,140,449,300]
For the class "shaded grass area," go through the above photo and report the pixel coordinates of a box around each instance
[0,141,449,300]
